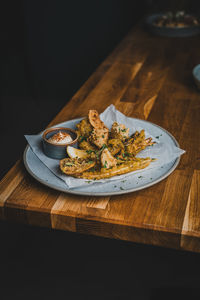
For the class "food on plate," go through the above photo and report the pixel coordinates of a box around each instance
[87,109,109,148]
[88,109,106,128]
[89,127,109,148]
[60,109,155,179]
[77,110,109,149]
[101,148,117,169]
[111,122,129,140]
[60,158,96,175]
[107,138,124,156]
[125,130,154,156]
[48,131,73,145]
[76,118,93,138]
[77,157,152,180]
[153,11,200,28]
[78,139,97,151]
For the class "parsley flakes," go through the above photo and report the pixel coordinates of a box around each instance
[103,160,108,168]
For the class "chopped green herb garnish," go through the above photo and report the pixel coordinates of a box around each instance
[124,151,131,157]
[120,187,124,190]
[79,136,87,142]
[156,136,159,139]
[88,161,94,164]
[102,135,105,138]
[86,150,93,154]
[121,128,127,132]
[101,144,108,151]
[103,161,108,168]
[138,176,143,179]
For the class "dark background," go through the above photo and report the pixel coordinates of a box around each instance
[1,0,200,299]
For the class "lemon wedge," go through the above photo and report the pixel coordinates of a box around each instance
[67,146,88,159]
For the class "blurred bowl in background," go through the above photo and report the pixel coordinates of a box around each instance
[145,13,200,37]
[192,64,200,90]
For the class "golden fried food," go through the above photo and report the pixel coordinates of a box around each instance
[111,122,129,140]
[60,158,95,175]
[101,148,117,169]
[107,138,124,156]
[79,140,97,151]
[77,110,109,149]
[88,110,105,128]
[87,109,109,148]
[125,130,155,155]
[76,118,93,138]
[60,109,155,181]
[89,127,109,148]
[75,158,152,180]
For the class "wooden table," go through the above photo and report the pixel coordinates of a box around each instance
[1,25,200,253]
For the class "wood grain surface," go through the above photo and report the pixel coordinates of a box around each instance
[0,25,200,252]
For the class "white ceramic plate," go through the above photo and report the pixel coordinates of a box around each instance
[23,117,180,196]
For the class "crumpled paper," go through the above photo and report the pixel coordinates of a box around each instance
[25,104,185,189]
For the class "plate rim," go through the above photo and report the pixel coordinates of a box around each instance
[23,117,181,196]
